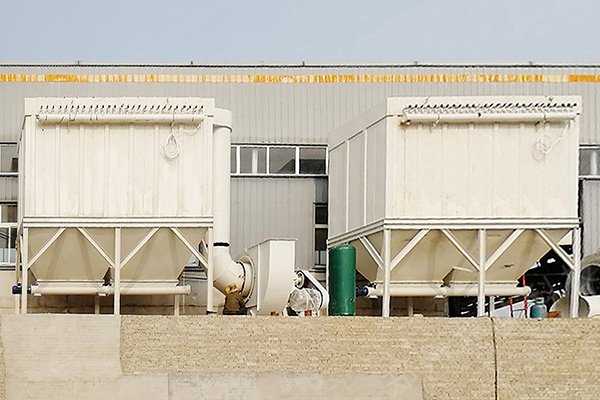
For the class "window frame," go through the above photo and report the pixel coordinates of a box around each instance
[0,142,18,177]
[580,145,600,179]
[314,202,328,267]
[231,143,328,177]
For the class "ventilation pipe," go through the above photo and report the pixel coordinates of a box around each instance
[211,109,252,296]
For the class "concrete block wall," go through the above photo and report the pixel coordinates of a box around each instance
[495,318,600,399]
[121,316,495,399]
[0,315,598,399]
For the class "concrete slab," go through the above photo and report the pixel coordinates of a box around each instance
[1,313,121,397]
[5,375,168,400]
[169,373,423,400]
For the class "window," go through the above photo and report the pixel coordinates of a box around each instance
[580,147,600,177]
[239,147,266,174]
[0,143,18,175]
[1,204,17,223]
[231,144,327,177]
[0,227,16,265]
[314,203,328,266]
[300,147,326,174]
[269,147,295,174]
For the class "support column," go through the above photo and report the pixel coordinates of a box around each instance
[382,229,391,318]
[21,228,28,314]
[95,296,100,315]
[477,229,486,317]
[207,228,214,314]
[174,295,180,316]
[407,297,414,317]
[570,227,581,318]
[114,227,121,316]
[489,296,495,317]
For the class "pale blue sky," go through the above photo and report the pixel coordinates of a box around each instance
[1,0,599,64]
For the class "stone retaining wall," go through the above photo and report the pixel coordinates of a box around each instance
[0,315,598,399]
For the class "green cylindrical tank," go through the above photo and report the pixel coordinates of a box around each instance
[328,245,356,316]
[530,298,547,318]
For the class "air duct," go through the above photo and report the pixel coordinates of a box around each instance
[211,109,252,296]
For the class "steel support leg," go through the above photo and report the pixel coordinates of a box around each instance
[477,229,486,317]
[570,227,581,318]
[21,228,28,315]
[114,227,121,316]
[382,229,391,317]
[207,228,214,314]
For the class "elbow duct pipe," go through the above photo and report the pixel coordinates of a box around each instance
[211,109,252,296]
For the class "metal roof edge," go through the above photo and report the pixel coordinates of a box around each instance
[1,62,600,69]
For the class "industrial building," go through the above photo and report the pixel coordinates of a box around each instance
[1,63,600,316]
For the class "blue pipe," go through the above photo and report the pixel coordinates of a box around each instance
[12,284,30,295]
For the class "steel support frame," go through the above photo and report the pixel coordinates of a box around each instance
[17,221,212,315]
[338,221,579,318]
[535,227,581,317]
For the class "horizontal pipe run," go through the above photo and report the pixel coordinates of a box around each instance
[37,114,205,124]
[29,285,191,296]
[400,112,578,124]
[364,285,531,297]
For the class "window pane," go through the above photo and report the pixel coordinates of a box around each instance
[240,147,266,174]
[315,228,328,251]
[0,228,7,249]
[0,145,17,173]
[315,204,328,225]
[230,147,237,173]
[269,148,295,174]
[580,148,599,176]
[1,204,16,223]
[315,250,327,266]
[300,147,326,174]
[0,227,15,264]
[10,227,16,248]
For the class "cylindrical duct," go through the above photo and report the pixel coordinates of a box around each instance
[37,113,205,124]
[328,245,356,316]
[580,265,600,296]
[364,285,531,297]
[550,295,600,318]
[212,109,249,296]
[400,112,578,125]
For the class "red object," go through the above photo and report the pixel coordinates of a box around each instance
[522,275,528,318]
[509,297,514,318]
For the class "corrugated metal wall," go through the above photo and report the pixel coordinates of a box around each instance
[231,177,326,269]
[2,64,600,263]
[581,180,600,256]
[2,65,600,144]
[0,177,17,202]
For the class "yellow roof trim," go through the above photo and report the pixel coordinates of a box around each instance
[1,73,600,84]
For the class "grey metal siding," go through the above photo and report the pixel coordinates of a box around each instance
[2,65,600,143]
[230,177,326,269]
[2,64,600,266]
[582,179,600,256]
[0,177,17,202]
